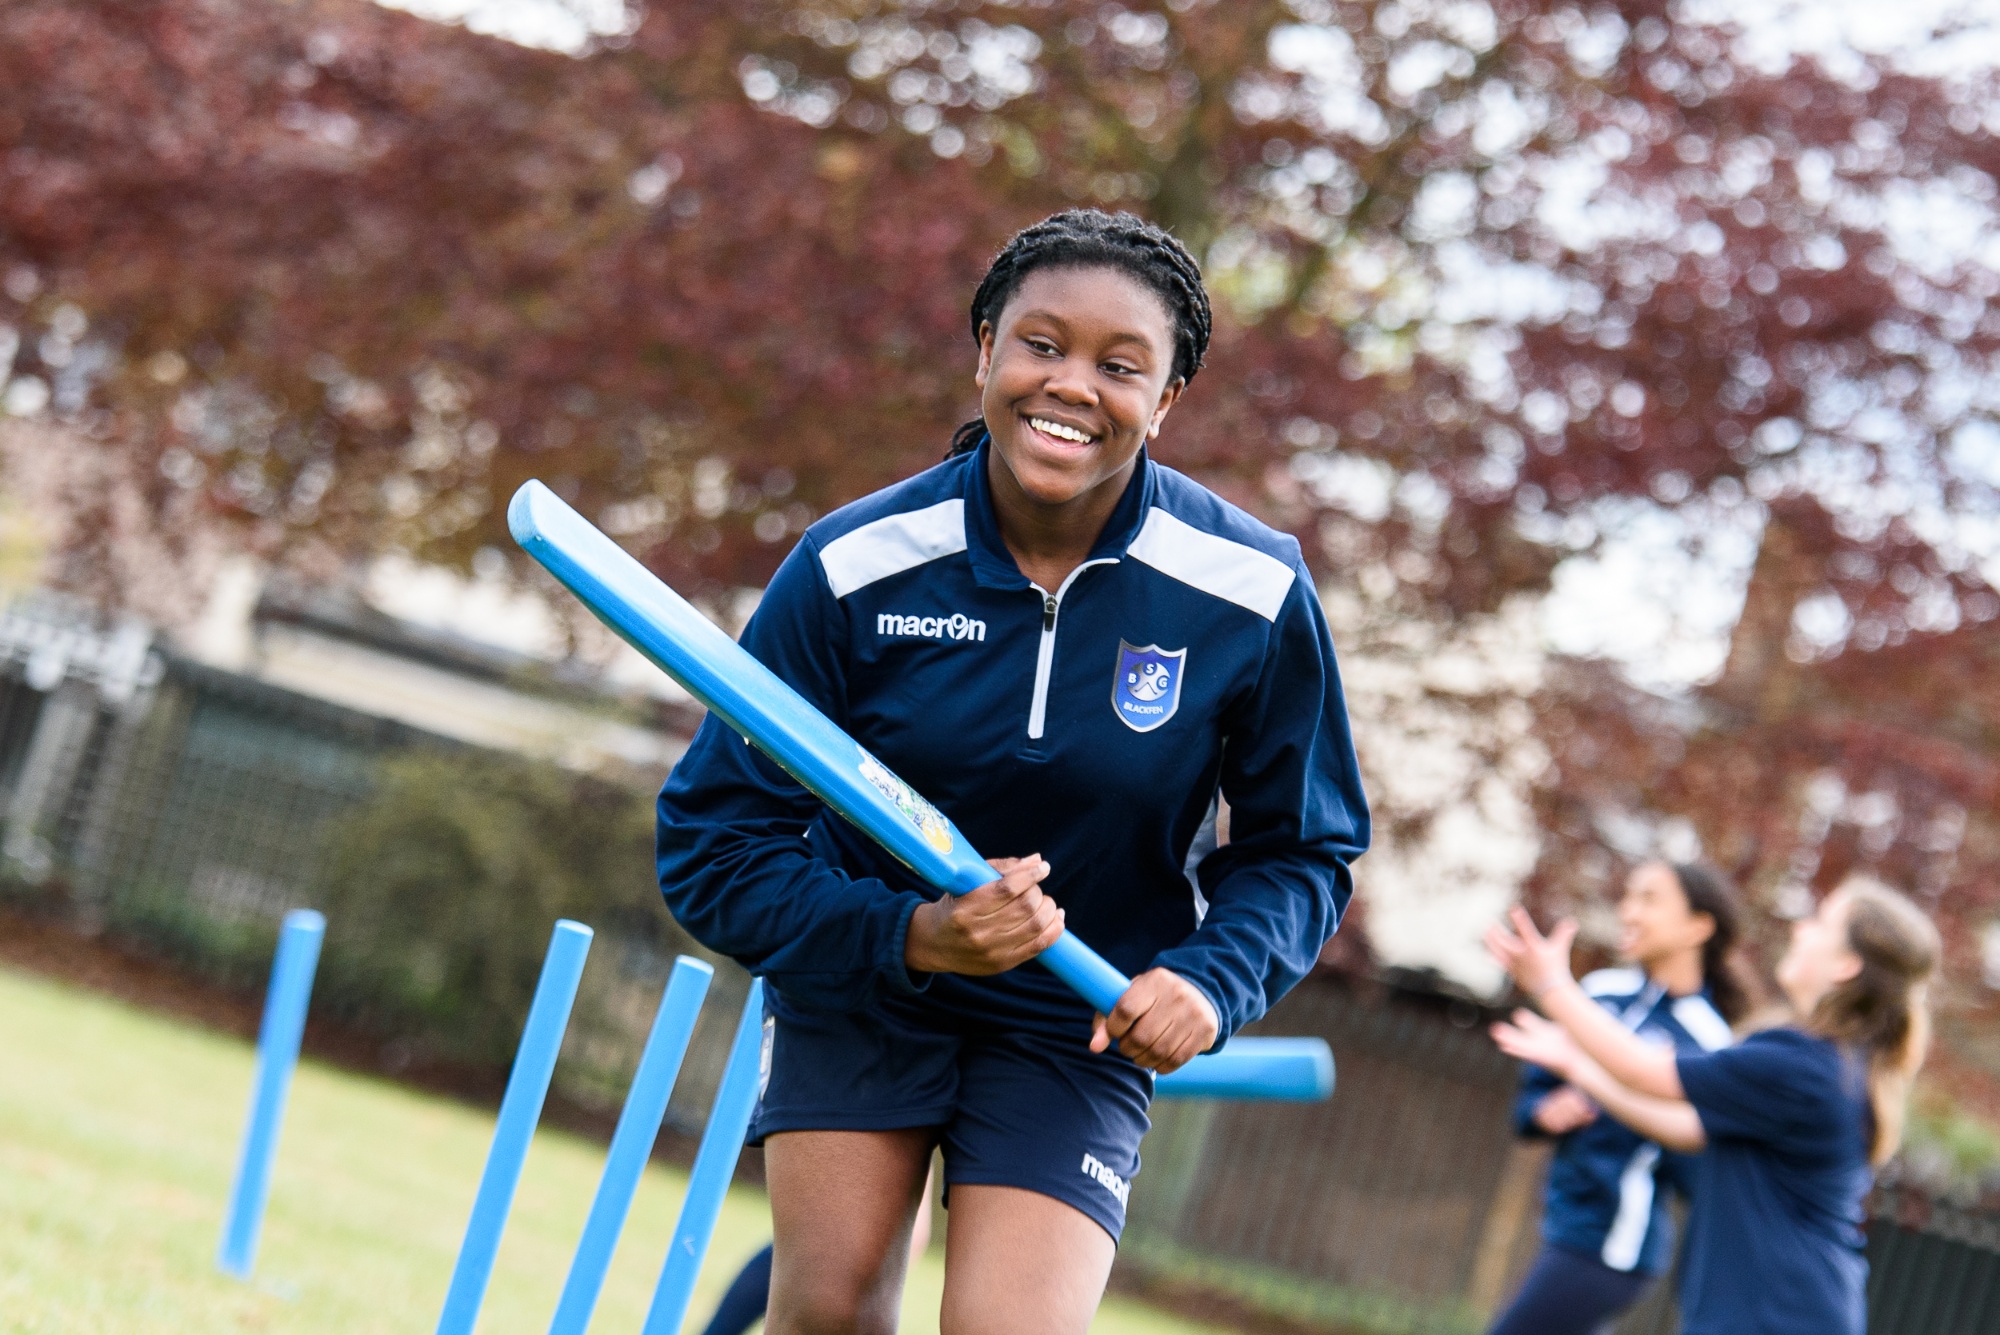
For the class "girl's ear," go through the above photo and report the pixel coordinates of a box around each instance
[1830,947,1864,986]
[1688,912,1717,949]
[1147,377,1186,440]
[975,321,995,388]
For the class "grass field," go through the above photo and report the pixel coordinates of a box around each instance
[0,964,1225,1335]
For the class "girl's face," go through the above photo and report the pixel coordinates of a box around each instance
[1776,890,1863,1014]
[976,265,1184,511]
[1616,862,1714,970]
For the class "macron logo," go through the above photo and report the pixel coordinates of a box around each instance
[1080,1152,1130,1207]
[877,612,986,642]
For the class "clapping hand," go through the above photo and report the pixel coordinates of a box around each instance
[1532,1083,1600,1134]
[1483,906,1579,1002]
[1492,1008,1585,1079]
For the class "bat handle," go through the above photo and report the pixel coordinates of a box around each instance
[1036,930,1134,1017]
[942,856,1132,1014]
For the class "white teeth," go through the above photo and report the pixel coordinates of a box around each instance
[1030,417,1092,444]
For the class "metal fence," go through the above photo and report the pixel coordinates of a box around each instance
[1119,975,2000,1335]
[0,594,744,1125]
[1607,1183,2000,1335]
[1864,1185,2000,1335]
[0,598,440,967]
[1121,977,1543,1334]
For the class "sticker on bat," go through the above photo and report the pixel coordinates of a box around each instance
[858,748,956,854]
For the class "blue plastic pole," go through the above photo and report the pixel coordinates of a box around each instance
[546,956,715,1335]
[216,908,326,1279]
[639,980,767,1335]
[511,479,1334,1103]
[1152,1037,1335,1101]
[435,919,594,1335]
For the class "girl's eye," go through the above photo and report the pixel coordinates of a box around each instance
[1103,363,1137,376]
[1026,338,1059,355]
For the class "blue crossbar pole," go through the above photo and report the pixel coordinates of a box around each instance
[546,956,715,1335]
[1154,1037,1334,1101]
[435,919,594,1335]
[216,908,326,1279]
[639,979,767,1335]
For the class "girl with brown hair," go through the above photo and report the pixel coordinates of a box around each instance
[1486,876,1940,1335]
[1487,862,1746,1335]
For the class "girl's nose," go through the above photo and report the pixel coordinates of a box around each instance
[1043,360,1098,405]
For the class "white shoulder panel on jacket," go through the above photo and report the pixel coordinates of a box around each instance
[1581,967,1647,998]
[817,499,968,599]
[1671,995,1735,1051]
[1127,507,1296,621]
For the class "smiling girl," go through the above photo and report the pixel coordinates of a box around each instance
[655,210,1369,1334]
[1487,877,1939,1335]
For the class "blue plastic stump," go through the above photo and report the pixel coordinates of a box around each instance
[640,980,767,1335]
[435,919,594,1335]
[546,956,715,1335]
[217,908,326,1279]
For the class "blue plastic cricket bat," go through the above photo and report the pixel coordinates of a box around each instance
[509,480,1333,1101]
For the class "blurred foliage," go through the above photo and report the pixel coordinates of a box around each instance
[4,0,2000,1026]
[1902,1087,2000,1199]
[2,0,1994,621]
[1532,495,2000,1042]
[314,749,680,1064]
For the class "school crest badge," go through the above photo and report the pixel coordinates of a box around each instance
[1112,642,1186,733]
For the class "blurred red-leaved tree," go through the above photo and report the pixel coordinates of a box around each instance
[3,0,2000,1017]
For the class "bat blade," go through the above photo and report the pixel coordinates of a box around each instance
[509,480,1332,1101]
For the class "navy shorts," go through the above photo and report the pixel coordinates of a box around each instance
[747,984,1154,1241]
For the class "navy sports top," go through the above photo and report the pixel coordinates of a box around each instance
[1675,1028,1874,1335]
[654,442,1369,1041]
[1515,968,1734,1274]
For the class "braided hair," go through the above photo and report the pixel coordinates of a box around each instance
[947,209,1212,456]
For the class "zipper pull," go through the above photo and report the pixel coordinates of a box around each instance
[1042,594,1057,631]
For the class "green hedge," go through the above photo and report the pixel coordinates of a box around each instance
[313,749,708,1068]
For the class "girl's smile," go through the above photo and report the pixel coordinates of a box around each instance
[1616,862,1713,970]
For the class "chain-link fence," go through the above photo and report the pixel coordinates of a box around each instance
[0,593,744,1126]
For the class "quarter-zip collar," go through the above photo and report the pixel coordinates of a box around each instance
[961,433,1157,591]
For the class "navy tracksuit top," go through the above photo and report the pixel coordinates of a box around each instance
[655,441,1370,1042]
[1515,968,1735,1275]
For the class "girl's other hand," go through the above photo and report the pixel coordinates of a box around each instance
[1090,968,1220,1074]
[1483,906,1579,1001]
[905,856,1065,976]
[1532,1084,1601,1135]
[1492,1008,1584,1077]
